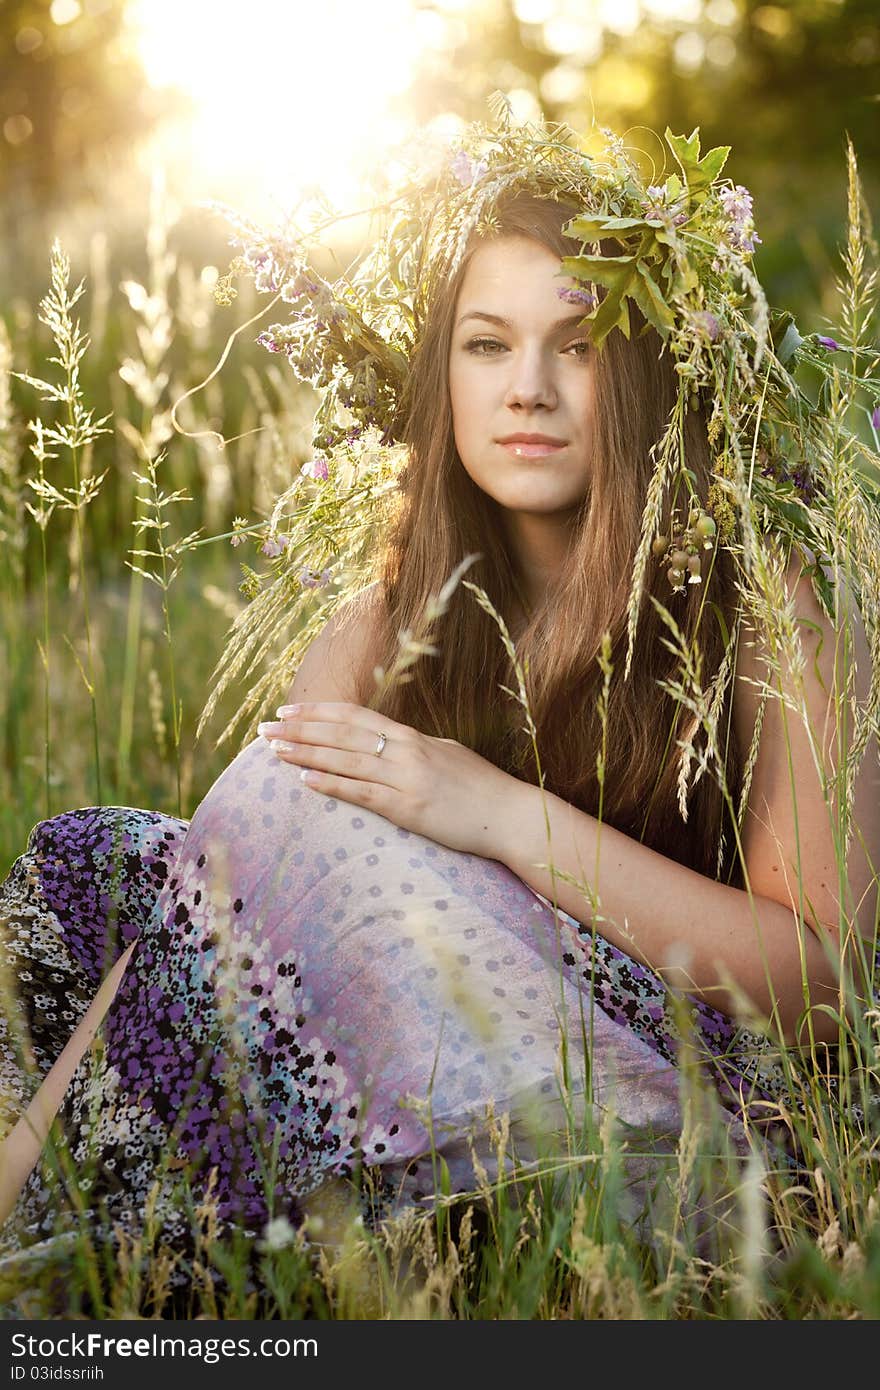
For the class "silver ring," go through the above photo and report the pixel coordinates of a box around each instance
[375,731,387,757]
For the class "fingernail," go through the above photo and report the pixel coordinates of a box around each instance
[276,703,300,718]
[269,739,289,753]
[257,722,277,737]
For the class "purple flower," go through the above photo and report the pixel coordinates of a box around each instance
[790,466,815,502]
[256,330,285,353]
[696,310,720,342]
[557,285,597,308]
[300,457,329,481]
[281,273,321,303]
[450,150,488,187]
[720,185,753,220]
[247,253,282,294]
[261,533,289,558]
[816,335,841,352]
[230,516,249,547]
[871,404,880,431]
[297,566,333,590]
[642,185,669,221]
[720,183,762,254]
[642,185,687,228]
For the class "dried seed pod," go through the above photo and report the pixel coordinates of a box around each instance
[667,566,685,589]
[695,514,716,543]
[651,534,669,558]
[669,549,689,570]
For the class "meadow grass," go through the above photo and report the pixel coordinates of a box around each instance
[0,170,879,1320]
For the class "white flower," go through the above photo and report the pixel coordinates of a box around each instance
[260,1214,296,1251]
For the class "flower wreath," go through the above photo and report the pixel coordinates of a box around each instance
[197,99,879,836]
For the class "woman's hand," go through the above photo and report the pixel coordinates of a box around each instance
[257,701,518,859]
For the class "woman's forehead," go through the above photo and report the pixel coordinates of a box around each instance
[455,235,563,313]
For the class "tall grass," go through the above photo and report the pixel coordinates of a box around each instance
[0,155,878,1320]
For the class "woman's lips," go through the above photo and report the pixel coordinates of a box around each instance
[498,437,568,459]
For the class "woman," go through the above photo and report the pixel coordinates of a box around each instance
[1,119,878,1306]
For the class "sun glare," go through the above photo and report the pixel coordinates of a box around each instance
[130,0,431,216]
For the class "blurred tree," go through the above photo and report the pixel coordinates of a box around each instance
[406,0,879,320]
[0,0,180,256]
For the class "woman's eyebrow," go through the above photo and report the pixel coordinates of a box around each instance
[456,310,589,332]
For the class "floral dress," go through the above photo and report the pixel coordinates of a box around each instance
[0,737,847,1305]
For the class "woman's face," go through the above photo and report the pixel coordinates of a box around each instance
[448,235,596,525]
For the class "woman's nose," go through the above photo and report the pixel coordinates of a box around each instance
[502,348,557,411]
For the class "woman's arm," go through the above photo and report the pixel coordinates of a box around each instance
[491,558,880,1046]
[0,941,136,1225]
[259,564,877,1043]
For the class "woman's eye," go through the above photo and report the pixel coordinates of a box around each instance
[564,339,592,360]
[465,337,506,355]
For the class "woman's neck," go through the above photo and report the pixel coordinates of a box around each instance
[502,509,579,621]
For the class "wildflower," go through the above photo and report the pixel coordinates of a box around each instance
[642,184,687,229]
[245,246,283,294]
[871,404,880,431]
[557,285,597,308]
[695,310,720,342]
[281,272,321,303]
[297,566,333,589]
[300,457,329,481]
[816,335,841,352]
[256,330,285,353]
[230,516,249,548]
[600,126,626,160]
[261,533,290,558]
[260,1215,296,1252]
[450,150,488,187]
[719,183,762,254]
[790,464,815,502]
[642,185,669,221]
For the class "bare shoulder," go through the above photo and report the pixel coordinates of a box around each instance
[732,549,865,757]
[732,549,880,942]
[282,581,386,707]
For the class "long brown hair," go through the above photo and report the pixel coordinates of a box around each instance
[355,192,744,886]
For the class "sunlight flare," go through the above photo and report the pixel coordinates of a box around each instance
[130,0,431,212]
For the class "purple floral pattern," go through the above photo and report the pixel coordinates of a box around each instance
[1,739,856,1298]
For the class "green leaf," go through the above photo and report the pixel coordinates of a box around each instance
[560,254,636,290]
[777,322,804,365]
[771,312,804,366]
[671,260,700,296]
[664,128,730,202]
[692,144,731,192]
[590,287,631,348]
[632,263,675,336]
[564,215,647,243]
[666,127,701,168]
[666,173,683,201]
